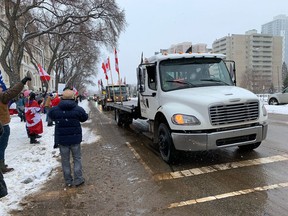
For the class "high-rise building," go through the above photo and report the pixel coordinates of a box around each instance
[212,30,282,93]
[262,15,288,64]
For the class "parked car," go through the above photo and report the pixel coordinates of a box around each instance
[268,87,288,105]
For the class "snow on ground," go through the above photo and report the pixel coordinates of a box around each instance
[0,100,287,215]
[0,100,99,216]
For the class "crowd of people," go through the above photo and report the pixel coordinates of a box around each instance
[0,77,88,198]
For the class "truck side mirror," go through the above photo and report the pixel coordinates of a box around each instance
[137,67,145,93]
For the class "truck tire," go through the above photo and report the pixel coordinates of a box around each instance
[238,142,261,151]
[158,123,177,164]
[123,118,133,128]
[115,109,122,126]
[268,98,279,105]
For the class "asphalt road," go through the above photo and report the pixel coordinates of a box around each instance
[10,102,288,216]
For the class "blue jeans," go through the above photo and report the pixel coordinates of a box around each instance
[45,107,52,124]
[59,144,84,185]
[0,125,10,160]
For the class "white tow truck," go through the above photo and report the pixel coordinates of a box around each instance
[108,52,268,163]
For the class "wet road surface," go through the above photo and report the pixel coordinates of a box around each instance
[10,103,288,216]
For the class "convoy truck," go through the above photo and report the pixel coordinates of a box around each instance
[101,84,129,110]
[107,52,268,163]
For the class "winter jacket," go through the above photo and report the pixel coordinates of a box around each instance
[51,95,60,107]
[0,82,25,125]
[48,99,88,146]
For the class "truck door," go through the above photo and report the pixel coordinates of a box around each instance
[138,64,159,119]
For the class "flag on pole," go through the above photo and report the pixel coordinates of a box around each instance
[37,64,50,82]
[0,70,7,91]
[105,57,111,71]
[102,62,108,80]
[115,48,120,74]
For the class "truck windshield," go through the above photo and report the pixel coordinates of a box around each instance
[107,86,127,93]
[159,58,234,91]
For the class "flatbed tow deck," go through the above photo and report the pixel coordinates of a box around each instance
[106,100,140,126]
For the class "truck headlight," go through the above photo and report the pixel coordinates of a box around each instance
[171,114,200,125]
[262,104,267,116]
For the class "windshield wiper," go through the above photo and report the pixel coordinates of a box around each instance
[200,78,230,86]
[166,80,195,87]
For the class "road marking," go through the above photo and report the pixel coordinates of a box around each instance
[154,154,288,181]
[167,182,288,208]
[126,142,153,175]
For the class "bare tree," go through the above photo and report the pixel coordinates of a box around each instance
[0,0,126,86]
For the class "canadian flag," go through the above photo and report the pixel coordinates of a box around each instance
[102,62,108,80]
[115,48,119,74]
[25,100,43,134]
[105,57,111,71]
[37,64,50,81]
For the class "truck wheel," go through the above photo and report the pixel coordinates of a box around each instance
[115,109,122,126]
[123,119,133,128]
[238,142,261,151]
[158,123,177,164]
[268,98,279,105]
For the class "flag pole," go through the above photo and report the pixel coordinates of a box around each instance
[114,48,122,103]
[108,57,115,102]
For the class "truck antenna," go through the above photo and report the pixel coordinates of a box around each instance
[140,52,143,64]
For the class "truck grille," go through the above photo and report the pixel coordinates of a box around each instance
[209,101,259,126]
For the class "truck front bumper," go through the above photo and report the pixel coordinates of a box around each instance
[171,123,268,151]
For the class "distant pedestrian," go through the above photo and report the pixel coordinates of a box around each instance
[51,92,60,107]
[44,93,53,126]
[48,88,88,187]
[25,92,43,144]
[0,76,31,173]
[16,93,26,122]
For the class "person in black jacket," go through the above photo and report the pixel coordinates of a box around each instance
[48,87,88,187]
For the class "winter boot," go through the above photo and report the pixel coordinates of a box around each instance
[30,135,40,144]
[0,160,14,174]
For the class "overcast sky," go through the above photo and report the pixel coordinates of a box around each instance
[94,0,288,89]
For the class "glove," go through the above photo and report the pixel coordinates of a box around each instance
[21,76,32,85]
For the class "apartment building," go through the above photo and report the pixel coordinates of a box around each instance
[262,15,288,64]
[212,30,282,93]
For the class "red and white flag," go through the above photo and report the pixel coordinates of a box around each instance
[105,57,111,71]
[73,86,79,96]
[114,48,120,74]
[102,62,108,80]
[37,64,50,81]
[25,100,43,134]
